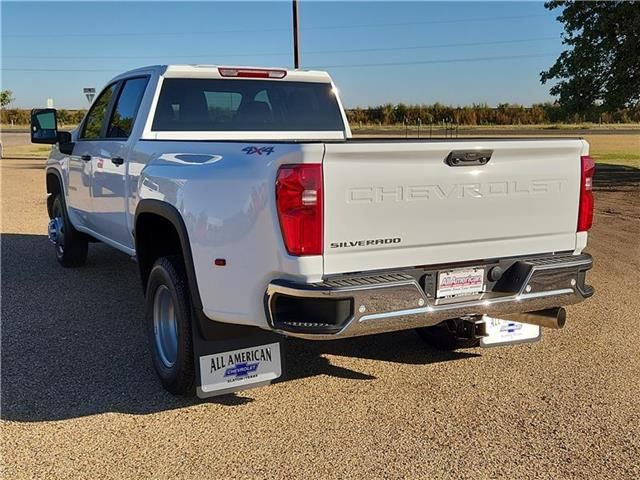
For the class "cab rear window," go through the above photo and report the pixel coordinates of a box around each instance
[151,79,344,132]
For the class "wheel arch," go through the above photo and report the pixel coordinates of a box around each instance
[46,168,64,218]
[134,199,203,312]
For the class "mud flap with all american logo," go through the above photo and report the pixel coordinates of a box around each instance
[192,316,284,398]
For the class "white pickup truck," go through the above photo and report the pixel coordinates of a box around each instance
[32,65,594,397]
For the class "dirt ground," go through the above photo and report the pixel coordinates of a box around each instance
[1,156,639,479]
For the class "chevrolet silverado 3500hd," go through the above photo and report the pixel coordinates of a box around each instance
[32,65,594,396]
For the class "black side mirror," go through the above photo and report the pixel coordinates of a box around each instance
[31,108,59,144]
[57,131,74,155]
[58,131,72,143]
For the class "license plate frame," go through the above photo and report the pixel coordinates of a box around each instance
[436,267,485,298]
[480,316,541,347]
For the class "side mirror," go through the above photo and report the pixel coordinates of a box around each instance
[31,108,59,144]
[58,131,74,155]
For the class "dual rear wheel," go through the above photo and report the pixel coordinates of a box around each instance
[144,256,195,395]
[49,194,195,394]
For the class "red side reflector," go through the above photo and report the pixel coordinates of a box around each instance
[214,258,226,267]
[276,164,323,256]
[218,67,287,79]
[577,155,595,232]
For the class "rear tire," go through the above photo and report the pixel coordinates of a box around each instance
[145,256,195,395]
[416,321,480,350]
[50,194,88,268]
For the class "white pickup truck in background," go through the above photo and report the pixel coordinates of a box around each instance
[32,65,594,396]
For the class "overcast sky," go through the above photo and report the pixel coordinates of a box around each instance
[1,1,565,109]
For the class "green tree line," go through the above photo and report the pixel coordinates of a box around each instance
[2,103,639,127]
[1,108,87,126]
[346,102,640,127]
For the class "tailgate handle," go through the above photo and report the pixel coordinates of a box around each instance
[446,150,493,166]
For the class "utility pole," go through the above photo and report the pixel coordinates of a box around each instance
[292,0,300,68]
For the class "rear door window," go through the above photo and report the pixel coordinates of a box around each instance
[107,77,149,138]
[152,79,344,132]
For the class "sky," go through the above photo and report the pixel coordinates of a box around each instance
[1,1,566,109]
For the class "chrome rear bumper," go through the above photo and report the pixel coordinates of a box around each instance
[265,253,593,340]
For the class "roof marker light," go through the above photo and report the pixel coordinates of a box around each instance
[218,68,287,79]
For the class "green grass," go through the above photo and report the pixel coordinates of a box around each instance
[3,129,638,169]
[583,135,640,169]
[2,144,53,158]
[355,130,639,169]
[591,154,640,168]
[592,152,640,161]
[351,123,640,132]
[2,123,79,130]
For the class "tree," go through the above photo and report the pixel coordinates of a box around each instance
[0,90,13,108]
[541,1,640,114]
[57,109,70,124]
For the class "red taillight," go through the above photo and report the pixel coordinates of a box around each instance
[276,164,323,256]
[218,67,287,79]
[578,155,595,232]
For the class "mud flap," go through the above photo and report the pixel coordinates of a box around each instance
[192,312,285,398]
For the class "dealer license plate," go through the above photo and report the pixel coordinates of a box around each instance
[480,316,541,347]
[437,267,485,298]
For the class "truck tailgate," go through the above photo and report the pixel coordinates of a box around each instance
[322,139,585,275]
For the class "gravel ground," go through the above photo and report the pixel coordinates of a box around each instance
[1,156,639,479]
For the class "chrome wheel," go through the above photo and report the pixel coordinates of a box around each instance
[48,213,65,256]
[153,285,178,368]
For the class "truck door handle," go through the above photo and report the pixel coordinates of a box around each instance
[111,157,124,166]
[445,150,493,166]
[81,154,92,162]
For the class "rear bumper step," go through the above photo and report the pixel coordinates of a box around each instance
[265,253,593,340]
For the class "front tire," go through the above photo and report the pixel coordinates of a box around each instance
[49,194,88,267]
[145,256,195,395]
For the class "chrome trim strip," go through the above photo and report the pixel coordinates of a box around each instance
[358,288,577,323]
[359,306,428,323]
[517,288,574,299]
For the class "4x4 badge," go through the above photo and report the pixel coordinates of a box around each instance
[243,146,274,156]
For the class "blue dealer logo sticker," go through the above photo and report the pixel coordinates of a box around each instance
[224,362,259,378]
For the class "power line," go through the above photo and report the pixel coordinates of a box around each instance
[2,68,119,73]
[305,37,559,56]
[3,14,549,38]
[310,14,550,30]
[311,53,557,69]
[3,37,558,60]
[2,53,557,74]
